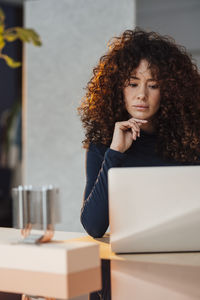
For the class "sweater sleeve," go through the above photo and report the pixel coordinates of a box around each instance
[80,143,126,238]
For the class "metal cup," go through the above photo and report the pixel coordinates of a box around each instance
[12,185,60,242]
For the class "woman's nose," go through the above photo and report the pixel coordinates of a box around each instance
[137,87,147,100]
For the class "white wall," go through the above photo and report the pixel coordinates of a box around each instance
[24,0,135,231]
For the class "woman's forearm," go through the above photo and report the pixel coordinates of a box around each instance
[81,147,126,238]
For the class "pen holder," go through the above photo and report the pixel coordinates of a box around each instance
[12,185,60,243]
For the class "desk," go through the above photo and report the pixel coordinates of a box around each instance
[1,229,200,300]
[0,228,101,300]
[71,234,200,300]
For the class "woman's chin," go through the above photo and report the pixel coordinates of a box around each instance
[130,111,149,120]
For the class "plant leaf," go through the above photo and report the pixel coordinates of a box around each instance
[0,24,4,34]
[1,54,21,68]
[4,32,18,42]
[15,27,42,46]
[26,28,42,46]
[15,27,29,42]
[0,34,5,50]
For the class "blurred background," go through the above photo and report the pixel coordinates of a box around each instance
[0,0,199,231]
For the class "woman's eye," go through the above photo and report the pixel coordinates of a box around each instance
[149,84,159,89]
[129,83,137,87]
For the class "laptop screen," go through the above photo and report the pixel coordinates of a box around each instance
[108,166,200,253]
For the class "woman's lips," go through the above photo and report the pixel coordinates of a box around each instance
[132,105,149,111]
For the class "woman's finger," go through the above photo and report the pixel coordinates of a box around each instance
[131,127,137,140]
[128,121,140,137]
[116,120,136,131]
[129,120,141,137]
[129,119,141,129]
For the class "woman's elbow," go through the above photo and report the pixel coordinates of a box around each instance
[80,213,106,238]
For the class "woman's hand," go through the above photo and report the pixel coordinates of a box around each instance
[110,118,148,153]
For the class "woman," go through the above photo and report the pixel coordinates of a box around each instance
[78,27,200,238]
[78,28,200,299]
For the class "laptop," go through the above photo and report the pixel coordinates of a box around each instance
[108,166,200,253]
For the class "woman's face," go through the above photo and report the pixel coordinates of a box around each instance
[123,59,160,122]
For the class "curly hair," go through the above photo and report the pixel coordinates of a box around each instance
[78,28,200,163]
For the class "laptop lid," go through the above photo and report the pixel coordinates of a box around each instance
[108,166,200,253]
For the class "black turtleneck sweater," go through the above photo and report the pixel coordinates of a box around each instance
[80,131,183,238]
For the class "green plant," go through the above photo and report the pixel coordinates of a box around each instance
[0,7,42,68]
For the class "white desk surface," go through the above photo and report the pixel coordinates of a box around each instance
[1,228,200,300]
[72,233,200,267]
[78,234,200,300]
[0,228,101,299]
